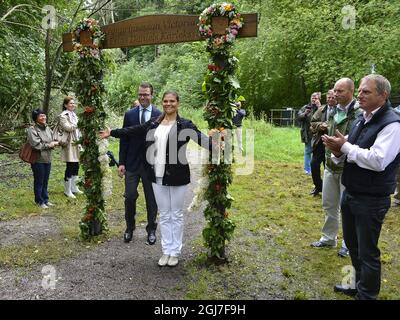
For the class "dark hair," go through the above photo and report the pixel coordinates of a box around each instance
[139,82,153,95]
[62,96,75,111]
[32,109,46,122]
[162,90,180,102]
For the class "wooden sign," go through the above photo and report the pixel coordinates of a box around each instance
[63,13,258,52]
[212,17,229,35]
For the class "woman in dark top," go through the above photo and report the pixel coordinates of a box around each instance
[27,109,59,208]
[100,91,218,267]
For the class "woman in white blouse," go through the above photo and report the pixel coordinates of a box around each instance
[100,91,217,267]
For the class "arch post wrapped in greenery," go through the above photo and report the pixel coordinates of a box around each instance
[72,18,110,239]
[199,3,243,259]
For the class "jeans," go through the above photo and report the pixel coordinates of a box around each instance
[341,190,390,300]
[304,141,312,173]
[31,162,51,205]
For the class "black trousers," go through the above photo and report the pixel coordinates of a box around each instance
[341,190,390,300]
[124,164,158,233]
[64,162,79,181]
[311,141,325,192]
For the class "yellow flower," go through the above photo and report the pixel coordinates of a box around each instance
[224,4,233,11]
[231,18,241,25]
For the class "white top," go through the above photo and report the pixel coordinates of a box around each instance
[332,107,400,171]
[154,123,175,178]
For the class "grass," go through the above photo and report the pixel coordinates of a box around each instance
[1,108,399,299]
[0,141,147,268]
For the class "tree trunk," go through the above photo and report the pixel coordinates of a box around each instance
[43,28,52,115]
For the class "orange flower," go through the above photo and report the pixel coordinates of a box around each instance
[84,106,94,113]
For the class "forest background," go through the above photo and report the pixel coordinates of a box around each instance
[1,0,400,149]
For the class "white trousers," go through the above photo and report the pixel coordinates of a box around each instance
[152,182,188,257]
[320,168,347,249]
[235,127,243,151]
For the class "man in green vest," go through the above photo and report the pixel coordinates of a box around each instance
[311,78,360,258]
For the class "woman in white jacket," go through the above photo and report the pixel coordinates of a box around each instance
[59,96,82,198]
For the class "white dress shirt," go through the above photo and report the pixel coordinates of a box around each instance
[139,105,153,123]
[333,107,400,172]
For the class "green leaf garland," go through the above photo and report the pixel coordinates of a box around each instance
[72,18,109,239]
[199,3,243,259]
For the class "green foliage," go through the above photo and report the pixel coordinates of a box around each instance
[236,0,400,116]
[105,43,207,112]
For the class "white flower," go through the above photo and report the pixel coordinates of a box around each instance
[187,175,209,212]
[96,139,112,198]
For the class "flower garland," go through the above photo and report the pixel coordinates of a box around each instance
[199,3,243,53]
[72,18,109,239]
[97,139,113,198]
[73,18,105,60]
[199,3,243,259]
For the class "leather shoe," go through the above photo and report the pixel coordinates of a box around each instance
[310,240,336,248]
[337,247,350,257]
[147,230,156,245]
[123,230,133,243]
[309,188,321,196]
[334,284,357,296]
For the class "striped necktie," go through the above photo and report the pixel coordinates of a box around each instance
[140,108,147,124]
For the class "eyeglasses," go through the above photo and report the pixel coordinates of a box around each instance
[138,93,151,97]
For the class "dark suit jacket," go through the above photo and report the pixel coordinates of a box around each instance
[119,105,162,172]
[113,115,212,186]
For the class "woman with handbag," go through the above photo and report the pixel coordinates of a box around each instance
[27,109,59,209]
[58,96,83,198]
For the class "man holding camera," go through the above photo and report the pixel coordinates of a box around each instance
[309,90,337,196]
[297,92,320,175]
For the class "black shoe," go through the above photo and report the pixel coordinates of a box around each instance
[338,247,350,257]
[309,188,321,196]
[334,284,358,296]
[310,240,336,248]
[123,230,133,243]
[147,230,156,245]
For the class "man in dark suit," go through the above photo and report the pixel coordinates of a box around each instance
[118,82,162,245]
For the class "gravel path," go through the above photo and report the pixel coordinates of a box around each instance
[0,149,206,300]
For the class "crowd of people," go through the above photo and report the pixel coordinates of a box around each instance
[23,74,400,300]
[297,74,400,300]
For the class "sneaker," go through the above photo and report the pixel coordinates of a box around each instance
[167,256,179,267]
[158,254,170,267]
[39,203,49,209]
[338,247,350,257]
[304,170,311,175]
[310,240,336,248]
[46,202,55,207]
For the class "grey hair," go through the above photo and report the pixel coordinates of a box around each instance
[327,89,335,95]
[361,74,391,96]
